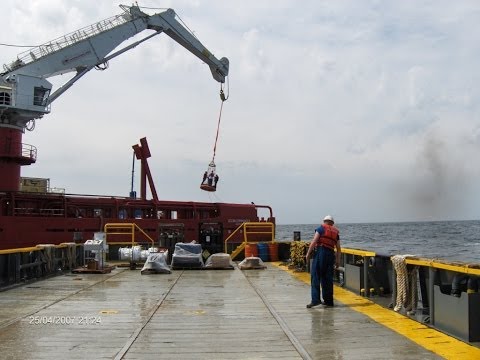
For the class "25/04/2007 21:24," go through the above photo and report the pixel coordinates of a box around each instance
[28,315,102,325]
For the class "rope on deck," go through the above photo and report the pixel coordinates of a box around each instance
[392,255,418,314]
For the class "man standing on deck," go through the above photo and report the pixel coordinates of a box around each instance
[305,215,341,308]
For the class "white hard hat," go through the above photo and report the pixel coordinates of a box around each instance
[323,215,334,223]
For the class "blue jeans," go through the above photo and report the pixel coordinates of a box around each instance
[310,246,335,305]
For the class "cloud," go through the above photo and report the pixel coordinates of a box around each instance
[2,0,480,223]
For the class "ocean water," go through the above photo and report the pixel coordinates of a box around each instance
[276,220,480,264]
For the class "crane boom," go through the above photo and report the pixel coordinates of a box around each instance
[0,4,229,131]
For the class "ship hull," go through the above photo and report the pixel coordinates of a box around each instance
[0,191,275,253]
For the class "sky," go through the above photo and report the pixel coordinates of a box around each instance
[1,0,480,224]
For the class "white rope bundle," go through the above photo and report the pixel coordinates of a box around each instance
[37,244,55,273]
[391,255,418,314]
[65,243,77,269]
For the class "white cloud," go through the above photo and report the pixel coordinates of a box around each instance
[2,0,480,224]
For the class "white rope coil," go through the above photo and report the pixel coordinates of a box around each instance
[391,255,418,314]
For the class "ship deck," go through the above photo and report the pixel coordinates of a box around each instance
[0,263,478,359]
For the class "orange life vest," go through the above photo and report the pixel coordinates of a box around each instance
[317,224,339,250]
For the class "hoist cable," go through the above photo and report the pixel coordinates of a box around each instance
[211,81,228,163]
[211,100,224,163]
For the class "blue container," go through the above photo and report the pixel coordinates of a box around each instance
[257,243,269,262]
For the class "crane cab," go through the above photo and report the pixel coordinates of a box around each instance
[0,74,51,128]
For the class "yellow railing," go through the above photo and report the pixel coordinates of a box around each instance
[405,257,480,276]
[0,243,81,255]
[340,248,480,276]
[104,223,155,248]
[341,247,376,257]
[224,222,275,259]
[337,248,480,298]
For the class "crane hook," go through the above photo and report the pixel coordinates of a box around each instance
[220,79,229,102]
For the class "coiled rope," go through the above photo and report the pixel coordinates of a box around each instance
[391,255,418,314]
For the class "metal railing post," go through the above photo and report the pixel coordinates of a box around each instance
[429,267,435,325]
[364,256,369,297]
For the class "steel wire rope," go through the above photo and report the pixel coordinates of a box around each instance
[211,96,224,163]
[152,8,229,192]
[207,190,224,203]
[210,79,229,161]
[201,82,229,196]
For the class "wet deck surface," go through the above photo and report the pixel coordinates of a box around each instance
[0,264,443,359]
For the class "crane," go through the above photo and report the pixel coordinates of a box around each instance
[0,4,229,192]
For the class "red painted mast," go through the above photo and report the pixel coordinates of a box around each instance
[0,127,36,191]
[132,137,158,201]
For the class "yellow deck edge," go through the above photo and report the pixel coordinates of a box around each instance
[272,262,480,360]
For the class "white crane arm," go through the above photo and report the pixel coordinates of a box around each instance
[145,8,229,83]
[0,4,229,130]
